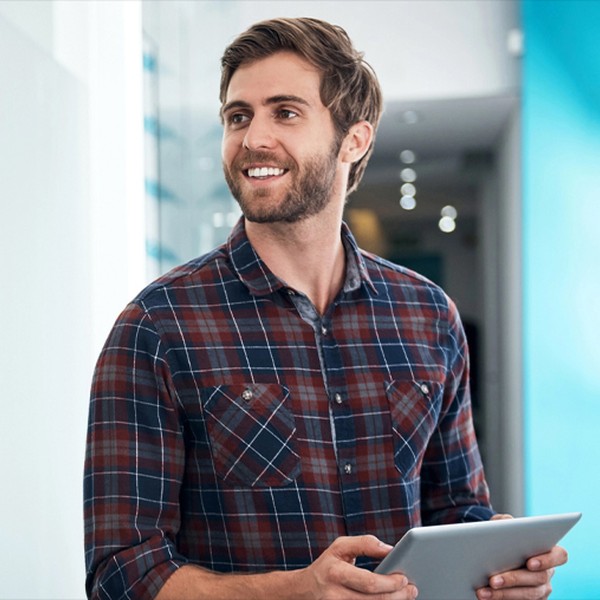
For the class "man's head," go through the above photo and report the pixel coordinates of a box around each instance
[220,17,383,195]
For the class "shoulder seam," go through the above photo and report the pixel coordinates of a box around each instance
[135,247,227,304]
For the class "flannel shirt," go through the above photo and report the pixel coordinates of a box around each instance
[84,219,493,599]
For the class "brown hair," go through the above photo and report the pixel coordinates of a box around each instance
[220,17,383,195]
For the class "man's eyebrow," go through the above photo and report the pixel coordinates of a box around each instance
[264,94,311,107]
[221,95,311,117]
[220,100,251,117]
[219,100,250,119]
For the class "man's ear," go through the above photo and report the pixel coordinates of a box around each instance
[339,121,374,164]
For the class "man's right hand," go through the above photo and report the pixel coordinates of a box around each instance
[293,535,418,599]
[156,534,418,599]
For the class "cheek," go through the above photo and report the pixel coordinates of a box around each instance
[221,132,240,165]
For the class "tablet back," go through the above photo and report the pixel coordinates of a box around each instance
[375,512,581,600]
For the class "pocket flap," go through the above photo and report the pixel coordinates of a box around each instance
[201,383,301,487]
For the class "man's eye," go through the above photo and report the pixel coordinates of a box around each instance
[229,113,249,126]
[278,109,298,120]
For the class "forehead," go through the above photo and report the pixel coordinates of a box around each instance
[224,51,324,106]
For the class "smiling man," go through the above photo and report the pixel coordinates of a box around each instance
[221,54,342,226]
[84,17,566,600]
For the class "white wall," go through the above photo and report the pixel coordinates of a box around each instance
[0,1,145,597]
[478,105,523,515]
[495,108,524,515]
[0,15,90,597]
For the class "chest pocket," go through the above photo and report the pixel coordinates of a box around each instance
[201,383,301,487]
[386,380,442,477]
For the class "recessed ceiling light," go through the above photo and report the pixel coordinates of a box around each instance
[400,168,417,182]
[400,149,416,164]
[400,110,420,125]
[507,28,524,57]
[401,183,416,196]
[400,195,417,210]
[438,216,456,233]
[441,205,458,220]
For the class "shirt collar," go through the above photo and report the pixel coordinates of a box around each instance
[226,218,377,297]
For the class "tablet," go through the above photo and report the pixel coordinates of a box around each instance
[375,512,581,599]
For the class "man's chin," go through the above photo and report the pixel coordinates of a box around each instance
[242,210,309,225]
[235,194,310,224]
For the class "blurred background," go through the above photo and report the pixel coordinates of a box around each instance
[1,0,598,597]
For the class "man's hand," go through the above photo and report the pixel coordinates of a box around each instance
[297,535,418,599]
[156,534,418,599]
[476,514,568,600]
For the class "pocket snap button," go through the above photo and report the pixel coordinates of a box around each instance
[242,389,253,402]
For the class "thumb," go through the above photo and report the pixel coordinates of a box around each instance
[491,513,514,521]
[331,535,394,562]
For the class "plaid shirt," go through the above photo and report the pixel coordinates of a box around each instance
[84,219,493,599]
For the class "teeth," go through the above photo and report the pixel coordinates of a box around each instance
[247,167,285,178]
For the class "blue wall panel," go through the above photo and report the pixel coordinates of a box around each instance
[523,1,600,596]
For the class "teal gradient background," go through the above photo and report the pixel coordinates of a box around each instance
[523,1,600,596]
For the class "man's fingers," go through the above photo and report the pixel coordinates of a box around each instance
[477,582,552,600]
[477,551,563,600]
[339,564,408,594]
[330,534,394,562]
[527,545,568,571]
[313,536,418,598]
[489,568,551,590]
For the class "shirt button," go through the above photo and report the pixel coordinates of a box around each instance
[321,325,328,336]
[420,383,430,395]
[334,393,343,405]
[242,389,253,401]
[344,463,353,475]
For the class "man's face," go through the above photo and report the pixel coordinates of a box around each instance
[221,51,344,224]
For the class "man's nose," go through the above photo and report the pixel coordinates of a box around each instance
[242,115,276,150]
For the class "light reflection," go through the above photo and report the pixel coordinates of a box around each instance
[401,110,420,124]
[441,205,458,220]
[438,215,456,233]
[401,182,416,196]
[212,212,225,228]
[400,149,416,164]
[400,195,417,210]
[400,167,417,182]
[214,210,240,228]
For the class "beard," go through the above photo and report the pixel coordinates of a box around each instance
[223,140,341,224]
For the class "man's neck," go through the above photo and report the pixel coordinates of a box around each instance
[244,210,346,316]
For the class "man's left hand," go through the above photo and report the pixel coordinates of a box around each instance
[476,514,568,600]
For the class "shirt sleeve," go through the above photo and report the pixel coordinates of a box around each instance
[420,297,495,525]
[84,302,188,599]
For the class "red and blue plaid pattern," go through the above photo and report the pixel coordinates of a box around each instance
[84,219,493,599]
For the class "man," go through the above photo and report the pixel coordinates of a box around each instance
[84,17,566,599]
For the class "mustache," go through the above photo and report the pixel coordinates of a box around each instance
[233,150,295,171]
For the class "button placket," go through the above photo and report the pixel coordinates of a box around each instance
[317,308,362,531]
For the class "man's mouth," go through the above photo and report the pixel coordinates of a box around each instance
[245,167,287,178]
